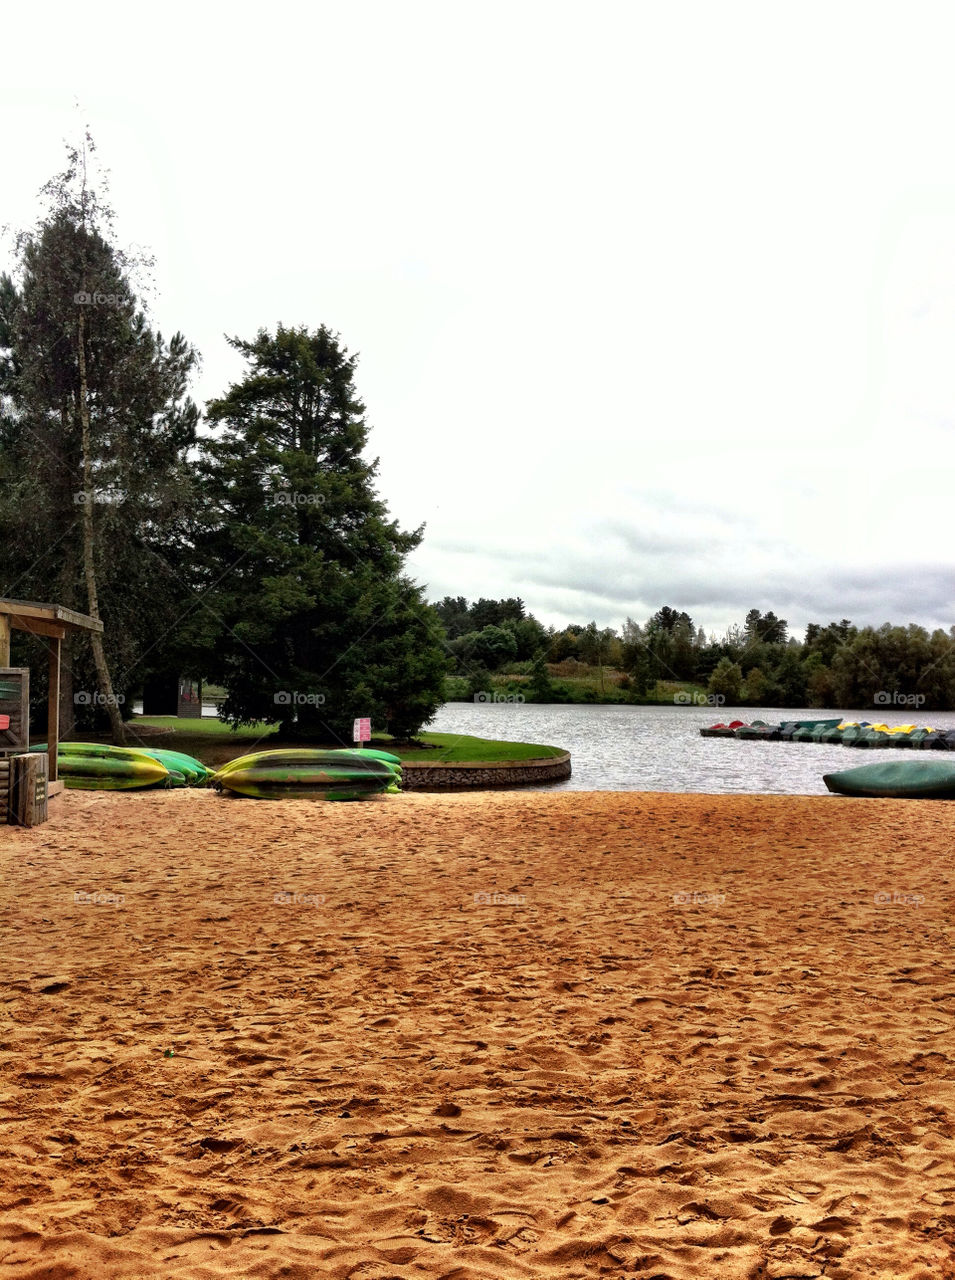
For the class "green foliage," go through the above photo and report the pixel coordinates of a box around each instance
[432,596,472,640]
[529,650,554,700]
[465,664,495,701]
[620,618,655,694]
[546,627,580,662]
[742,665,768,703]
[708,657,743,703]
[0,142,199,728]
[470,597,525,630]
[804,651,835,707]
[744,608,788,644]
[433,596,545,667]
[441,674,470,701]
[505,615,548,660]
[468,624,519,670]
[435,599,955,711]
[195,323,447,740]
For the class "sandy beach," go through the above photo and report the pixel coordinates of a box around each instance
[1,787,954,1279]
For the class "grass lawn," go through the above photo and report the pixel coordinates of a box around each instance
[120,718,565,769]
[392,733,564,763]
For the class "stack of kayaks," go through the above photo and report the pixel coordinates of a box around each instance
[212,748,402,801]
[701,719,955,749]
[37,742,214,791]
[824,759,955,798]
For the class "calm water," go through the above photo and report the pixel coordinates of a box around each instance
[426,703,955,795]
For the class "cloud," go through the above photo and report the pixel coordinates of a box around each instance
[415,519,955,640]
[6,4,955,658]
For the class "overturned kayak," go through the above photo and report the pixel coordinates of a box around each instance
[35,741,209,789]
[824,759,955,799]
[57,748,173,791]
[136,747,214,785]
[214,748,401,800]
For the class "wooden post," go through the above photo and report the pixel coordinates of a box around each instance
[47,638,60,784]
[60,635,74,741]
[0,616,10,667]
[11,752,48,826]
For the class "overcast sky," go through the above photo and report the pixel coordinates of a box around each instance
[3,1,955,641]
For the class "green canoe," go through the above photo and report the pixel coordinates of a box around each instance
[823,759,955,798]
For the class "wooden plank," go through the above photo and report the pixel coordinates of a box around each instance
[33,755,48,825]
[11,754,27,825]
[0,616,9,666]
[6,615,67,641]
[0,599,102,633]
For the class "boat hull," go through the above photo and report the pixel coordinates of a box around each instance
[823,760,955,798]
[59,752,171,790]
[213,749,401,800]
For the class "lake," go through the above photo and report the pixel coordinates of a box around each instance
[425,702,955,795]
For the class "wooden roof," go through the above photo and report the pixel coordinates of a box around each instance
[0,599,103,635]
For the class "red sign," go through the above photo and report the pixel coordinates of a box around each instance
[353,717,371,743]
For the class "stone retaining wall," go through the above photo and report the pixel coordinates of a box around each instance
[401,752,571,791]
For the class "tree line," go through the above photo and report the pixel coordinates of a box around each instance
[435,599,955,711]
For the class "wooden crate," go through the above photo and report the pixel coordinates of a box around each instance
[0,669,29,751]
[11,752,47,826]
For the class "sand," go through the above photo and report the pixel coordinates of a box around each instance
[1,788,954,1280]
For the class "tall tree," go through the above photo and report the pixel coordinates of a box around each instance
[650,605,694,635]
[744,608,788,645]
[432,595,472,639]
[0,135,199,739]
[196,323,447,740]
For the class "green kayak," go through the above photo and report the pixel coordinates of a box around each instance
[58,750,172,791]
[136,747,213,785]
[40,742,212,786]
[823,759,955,798]
[215,748,400,778]
[214,749,400,800]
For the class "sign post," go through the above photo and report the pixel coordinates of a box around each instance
[353,717,371,748]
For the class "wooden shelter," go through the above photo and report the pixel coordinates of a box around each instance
[0,598,103,787]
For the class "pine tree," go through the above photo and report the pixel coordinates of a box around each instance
[0,134,199,738]
[196,323,447,741]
